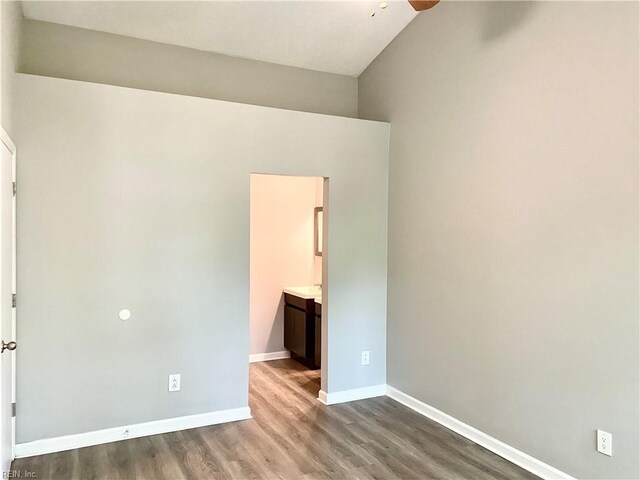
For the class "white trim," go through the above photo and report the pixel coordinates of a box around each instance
[0,127,16,155]
[249,350,290,363]
[15,406,251,458]
[0,125,16,467]
[386,386,574,480]
[317,384,386,405]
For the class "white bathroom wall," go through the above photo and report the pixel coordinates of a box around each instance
[250,174,322,356]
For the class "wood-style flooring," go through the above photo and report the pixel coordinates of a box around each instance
[12,359,538,479]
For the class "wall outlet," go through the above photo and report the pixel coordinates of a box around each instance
[168,374,181,392]
[597,430,612,456]
[361,351,370,366]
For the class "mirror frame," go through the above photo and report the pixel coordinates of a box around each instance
[314,207,323,257]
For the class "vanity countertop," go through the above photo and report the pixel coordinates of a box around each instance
[284,286,322,304]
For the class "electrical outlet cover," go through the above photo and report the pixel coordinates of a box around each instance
[169,374,181,392]
[597,430,612,456]
[361,351,370,366]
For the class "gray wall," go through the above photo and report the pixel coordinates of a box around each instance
[19,19,358,118]
[15,74,388,443]
[359,2,639,479]
[0,1,22,136]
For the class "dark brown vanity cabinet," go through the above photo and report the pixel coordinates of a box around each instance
[284,303,306,358]
[314,302,322,368]
[284,293,321,369]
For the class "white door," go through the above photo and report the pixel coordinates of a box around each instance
[0,128,16,473]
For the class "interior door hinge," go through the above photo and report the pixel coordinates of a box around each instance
[11,403,15,417]
[12,182,16,197]
[12,293,16,308]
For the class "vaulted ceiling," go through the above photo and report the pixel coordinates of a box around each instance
[22,1,418,76]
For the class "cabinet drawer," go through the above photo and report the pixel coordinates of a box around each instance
[284,293,309,311]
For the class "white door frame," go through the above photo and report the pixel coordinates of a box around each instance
[0,126,16,462]
[247,173,329,394]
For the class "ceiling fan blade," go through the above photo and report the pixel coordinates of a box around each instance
[408,0,440,11]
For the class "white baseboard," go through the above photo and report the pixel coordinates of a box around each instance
[14,383,574,480]
[249,350,291,363]
[318,384,386,405]
[15,406,252,458]
[386,386,574,480]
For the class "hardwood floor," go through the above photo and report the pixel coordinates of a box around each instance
[12,359,538,479]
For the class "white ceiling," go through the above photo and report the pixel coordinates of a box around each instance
[22,1,418,76]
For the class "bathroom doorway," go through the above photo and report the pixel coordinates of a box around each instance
[248,173,327,405]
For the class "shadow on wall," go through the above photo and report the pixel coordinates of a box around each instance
[266,298,285,353]
[481,1,539,42]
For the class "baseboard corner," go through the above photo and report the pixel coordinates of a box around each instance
[249,350,291,363]
[318,384,386,405]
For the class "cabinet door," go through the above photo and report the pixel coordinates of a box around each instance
[284,305,294,351]
[284,305,306,358]
[291,308,306,358]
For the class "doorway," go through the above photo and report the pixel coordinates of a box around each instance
[249,173,327,402]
